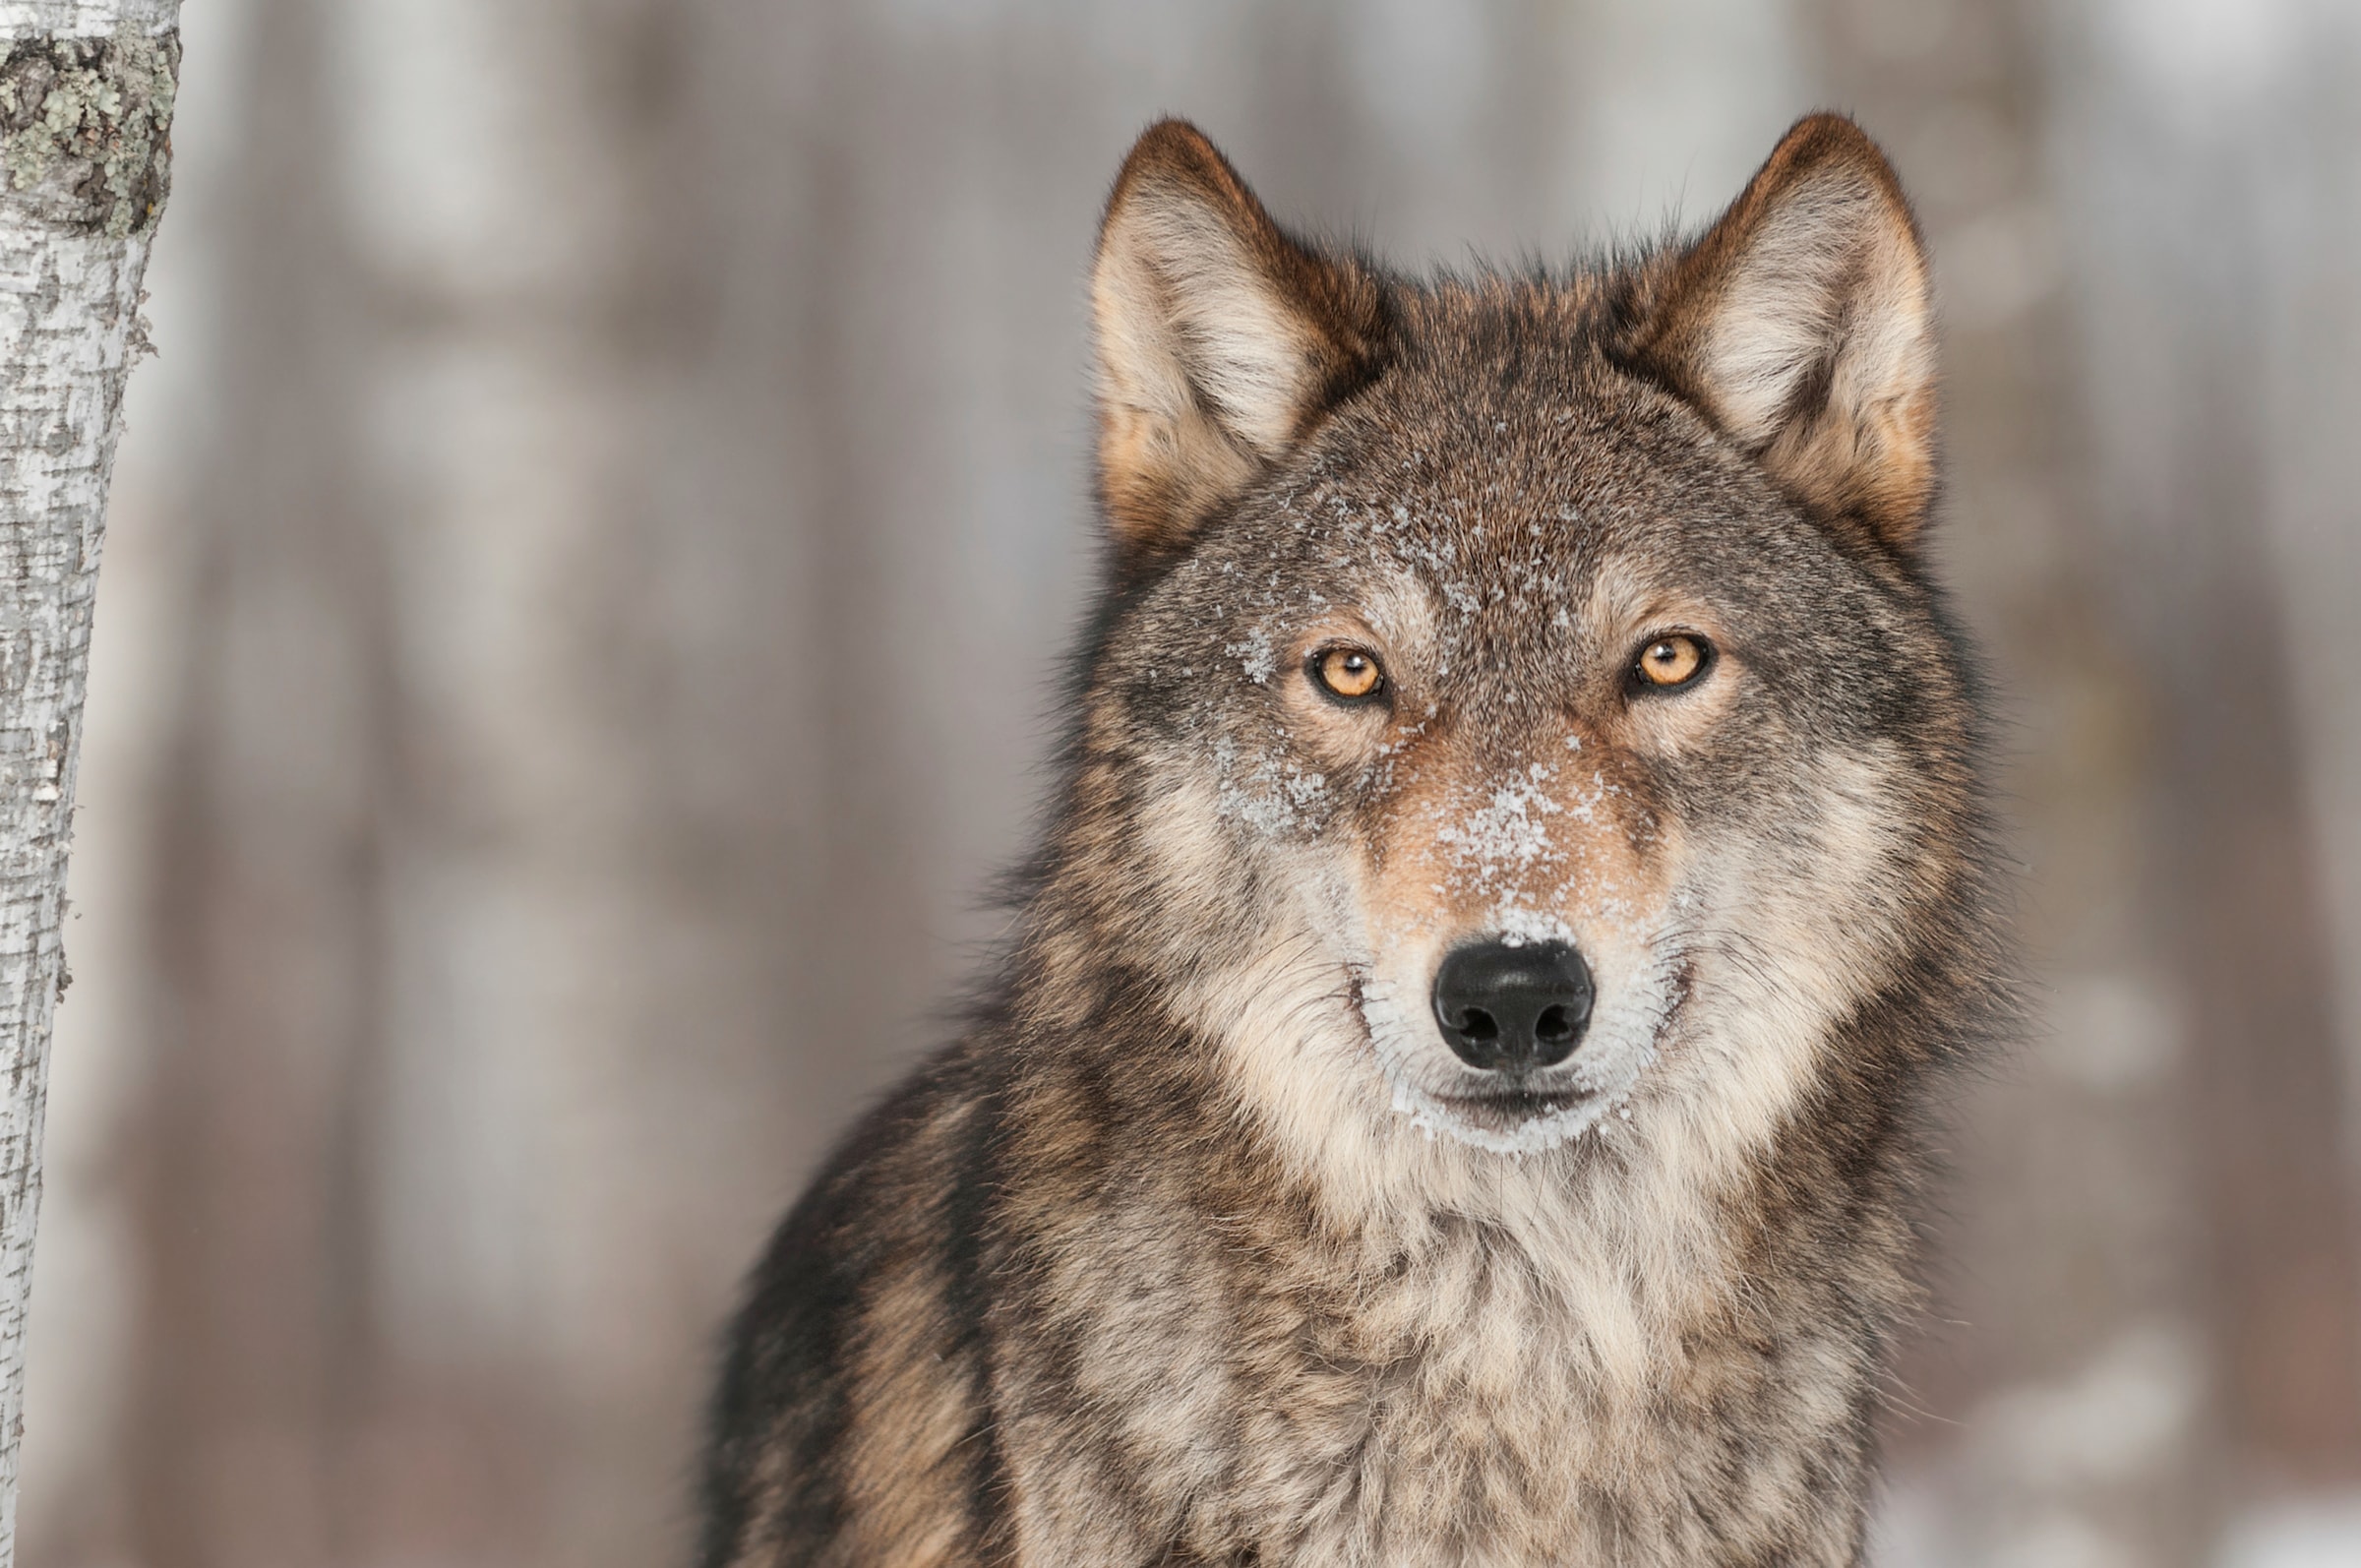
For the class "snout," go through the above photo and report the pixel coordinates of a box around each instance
[1430,938,1595,1073]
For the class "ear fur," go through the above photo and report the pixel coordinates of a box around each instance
[1091,120,1388,565]
[1635,113,1938,550]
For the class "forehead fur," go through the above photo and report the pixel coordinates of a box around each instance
[1164,271,1834,649]
[1307,273,1749,531]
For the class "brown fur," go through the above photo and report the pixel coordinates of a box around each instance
[1093,121,1391,566]
[700,114,2006,1567]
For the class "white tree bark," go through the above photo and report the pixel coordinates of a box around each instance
[0,1,175,1560]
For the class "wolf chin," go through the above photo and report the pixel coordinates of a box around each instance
[701,113,2007,1567]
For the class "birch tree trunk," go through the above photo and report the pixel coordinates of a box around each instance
[0,1,176,1560]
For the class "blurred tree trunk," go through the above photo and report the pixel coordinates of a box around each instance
[123,0,382,1560]
[121,2,903,1563]
[0,4,177,1562]
[2052,0,2361,1502]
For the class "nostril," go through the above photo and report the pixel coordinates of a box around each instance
[1430,937,1596,1073]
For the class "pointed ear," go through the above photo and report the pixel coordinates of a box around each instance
[1091,120,1388,565]
[1634,113,1938,550]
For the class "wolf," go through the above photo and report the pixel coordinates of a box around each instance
[699,111,2006,1567]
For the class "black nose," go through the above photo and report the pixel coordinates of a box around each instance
[1430,939,1595,1072]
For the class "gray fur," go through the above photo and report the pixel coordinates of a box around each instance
[700,113,2007,1568]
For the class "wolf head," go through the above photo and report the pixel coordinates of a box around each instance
[1048,116,1986,1186]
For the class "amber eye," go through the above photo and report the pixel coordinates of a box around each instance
[1633,633,1711,691]
[1312,646,1386,702]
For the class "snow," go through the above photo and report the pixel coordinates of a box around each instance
[2218,1498,2361,1568]
[1223,627,1278,685]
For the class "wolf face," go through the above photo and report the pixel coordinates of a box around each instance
[1084,119,1970,1176]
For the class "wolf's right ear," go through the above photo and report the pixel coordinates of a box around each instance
[1091,120,1388,566]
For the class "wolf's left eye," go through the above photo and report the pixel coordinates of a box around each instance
[1311,646,1386,703]
[1632,633,1712,692]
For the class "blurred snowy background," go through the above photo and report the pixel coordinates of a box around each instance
[18,1,2361,1565]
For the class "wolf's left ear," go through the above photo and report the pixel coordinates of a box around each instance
[1092,120,1389,566]
[1634,113,1937,551]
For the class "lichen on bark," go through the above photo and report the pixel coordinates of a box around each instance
[0,23,174,237]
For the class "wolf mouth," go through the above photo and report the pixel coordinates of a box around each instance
[1433,1084,1599,1129]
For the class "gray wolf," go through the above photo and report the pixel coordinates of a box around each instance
[699,111,2006,1566]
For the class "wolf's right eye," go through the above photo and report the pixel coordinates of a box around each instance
[1311,646,1386,703]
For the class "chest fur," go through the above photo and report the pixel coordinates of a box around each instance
[998,1202,1871,1567]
